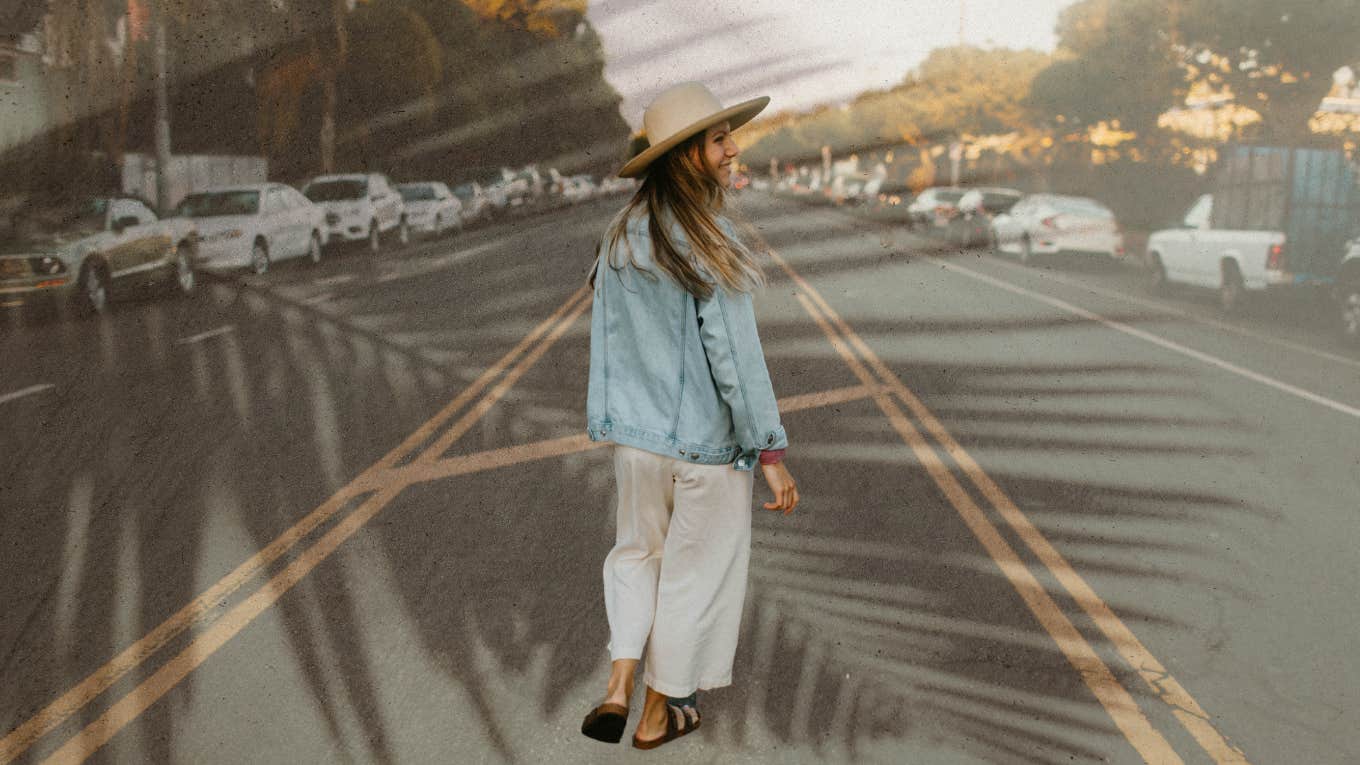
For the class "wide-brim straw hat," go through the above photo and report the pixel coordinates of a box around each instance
[618,82,769,179]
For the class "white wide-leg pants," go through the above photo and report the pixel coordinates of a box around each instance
[603,444,755,697]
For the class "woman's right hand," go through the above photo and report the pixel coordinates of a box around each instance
[760,462,799,514]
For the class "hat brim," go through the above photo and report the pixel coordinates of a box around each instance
[617,96,770,179]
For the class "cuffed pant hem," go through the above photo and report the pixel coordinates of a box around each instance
[643,674,733,698]
[609,647,644,663]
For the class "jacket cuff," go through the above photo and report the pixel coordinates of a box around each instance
[758,448,786,465]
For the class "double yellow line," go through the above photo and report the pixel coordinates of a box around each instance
[2,286,594,765]
[770,248,1248,765]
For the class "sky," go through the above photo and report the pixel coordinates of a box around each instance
[586,0,1077,130]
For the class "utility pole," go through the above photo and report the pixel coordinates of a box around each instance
[152,0,172,214]
[958,0,966,46]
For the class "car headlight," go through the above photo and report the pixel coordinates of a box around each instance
[31,256,65,275]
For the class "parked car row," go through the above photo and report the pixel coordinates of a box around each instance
[0,169,461,316]
[769,148,1360,347]
[2,160,644,318]
[898,184,1127,264]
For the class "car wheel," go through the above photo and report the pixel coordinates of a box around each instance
[368,221,381,254]
[1337,281,1360,348]
[1218,263,1244,314]
[307,232,323,265]
[75,261,109,316]
[1147,253,1167,294]
[171,244,196,295]
[251,240,270,275]
[1020,235,1035,265]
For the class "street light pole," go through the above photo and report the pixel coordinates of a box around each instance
[152,1,172,214]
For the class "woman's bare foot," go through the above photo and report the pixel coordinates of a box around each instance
[603,658,638,707]
[631,687,672,743]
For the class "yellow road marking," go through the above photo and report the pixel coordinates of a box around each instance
[790,290,1183,764]
[20,295,879,762]
[41,382,891,762]
[771,246,1247,764]
[1,287,590,765]
[382,384,883,488]
[35,294,593,764]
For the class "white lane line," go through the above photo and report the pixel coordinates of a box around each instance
[984,255,1360,371]
[0,384,54,405]
[314,274,356,287]
[304,292,336,305]
[175,325,236,345]
[942,260,1360,420]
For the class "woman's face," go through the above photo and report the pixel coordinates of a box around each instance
[700,121,739,187]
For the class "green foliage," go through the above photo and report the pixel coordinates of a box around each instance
[1179,0,1360,140]
[1027,0,1183,138]
[743,46,1052,165]
[43,0,629,183]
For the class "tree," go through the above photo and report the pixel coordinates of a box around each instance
[1178,0,1360,141]
[1026,0,1184,143]
[741,46,1052,166]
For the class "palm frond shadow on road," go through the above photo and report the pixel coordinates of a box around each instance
[0,193,1268,764]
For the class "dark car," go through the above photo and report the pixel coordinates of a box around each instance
[950,187,1024,247]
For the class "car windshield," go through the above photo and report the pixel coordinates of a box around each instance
[175,191,260,217]
[1051,197,1114,218]
[398,185,437,202]
[304,180,367,202]
[981,192,1022,210]
[935,190,965,204]
[7,198,108,239]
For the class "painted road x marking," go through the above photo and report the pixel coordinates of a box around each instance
[7,220,1250,763]
[23,298,886,764]
[1,286,594,765]
[0,384,54,406]
[33,383,888,765]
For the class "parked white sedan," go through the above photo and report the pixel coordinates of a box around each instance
[175,184,326,274]
[396,182,462,237]
[992,194,1125,264]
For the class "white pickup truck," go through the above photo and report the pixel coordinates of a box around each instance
[1145,193,1291,313]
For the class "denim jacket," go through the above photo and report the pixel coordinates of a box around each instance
[586,210,787,471]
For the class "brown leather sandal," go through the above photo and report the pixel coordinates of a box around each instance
[631,699,700,750]
[580,702,629,743]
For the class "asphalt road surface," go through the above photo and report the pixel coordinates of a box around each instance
[2,192,1358,764]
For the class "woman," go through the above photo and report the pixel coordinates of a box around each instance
[581,82,799,750]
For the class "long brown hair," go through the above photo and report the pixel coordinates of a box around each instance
[592,131,764,300]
